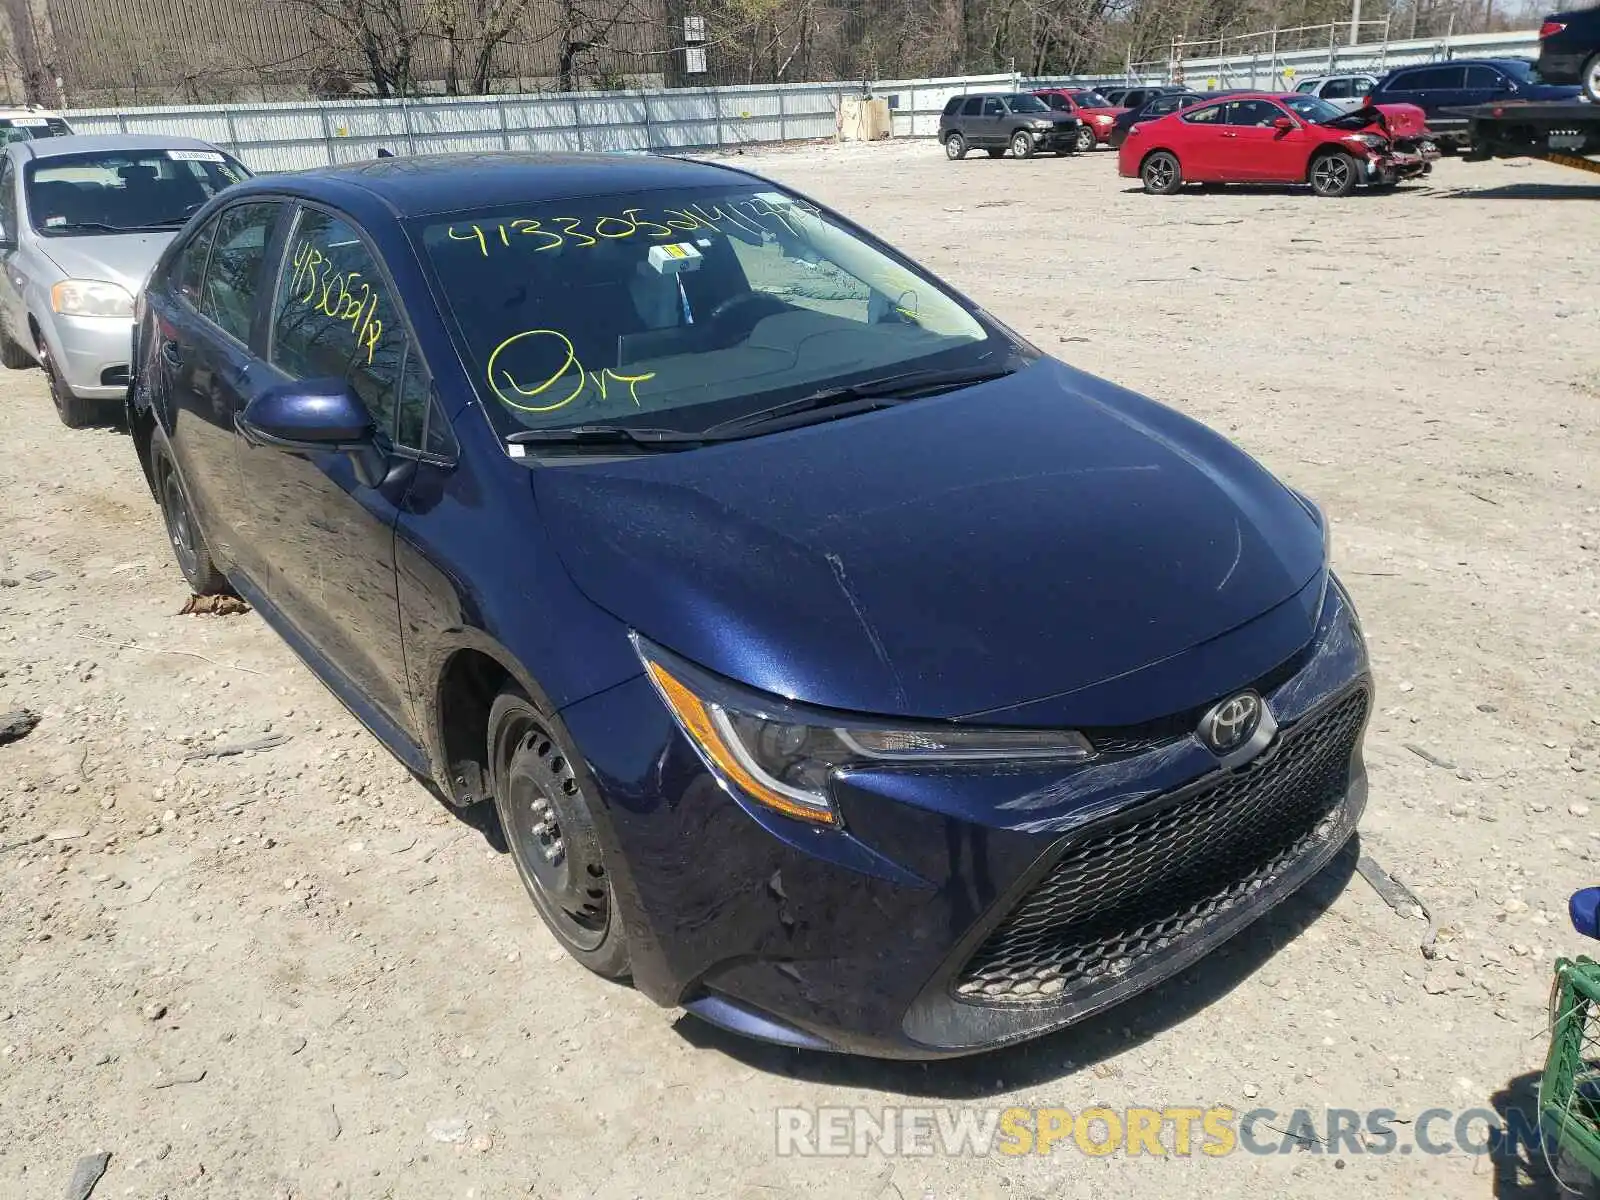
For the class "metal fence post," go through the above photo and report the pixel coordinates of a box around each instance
[572,95,586,152]
[643,92,655,152]
[317,103,335,166]
[401,94,418,155]
[496,97,511,151]
[222,105,239,155]
[778,88,786,144]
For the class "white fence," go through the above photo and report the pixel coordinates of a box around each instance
[65,29,1539,172]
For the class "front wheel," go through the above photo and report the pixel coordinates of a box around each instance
[1582,52,1600,104]
[1309,151,1359,197]
[38,335,101,427]
[1141,151,1183,195]
[944,132,967,160]
[1074,126,1096,153]
[1010,130,1035,158]
[488,688,631,979]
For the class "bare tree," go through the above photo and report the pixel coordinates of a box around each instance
[274,0,435,95]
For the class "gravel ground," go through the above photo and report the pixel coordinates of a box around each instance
[1,141,1598,1200]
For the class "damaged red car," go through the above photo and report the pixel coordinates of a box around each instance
[1119,92,1439,196]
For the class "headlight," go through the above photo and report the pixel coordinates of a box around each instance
[1345,133,1388,151]
[634,637,1093,826]
[1093,115,1114,125]
[51,279,134,317]
[1030,119,1054,129]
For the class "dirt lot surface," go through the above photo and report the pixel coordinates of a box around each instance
[2,142,1598,1200]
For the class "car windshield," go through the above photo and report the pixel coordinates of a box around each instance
[25,148,249,235]
[1003,94,1051,113]
[1073,91,1114,107]
[1286,95,1346,122]
[415,184,1011,437]
[0,116,70,143]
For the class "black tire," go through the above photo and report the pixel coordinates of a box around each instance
[488,687,631,980]
[1141,150,1183,195]
[1074,126,1096,153]
[1583,52,1600,104]
[985,148,1005,158]
[37,334,101,428]
[944,132,967,160]
[152,443,231,595]
[0,331,33,369]
[1309,150,1359,197]
[1010,130,1035,158]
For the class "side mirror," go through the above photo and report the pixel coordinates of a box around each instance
[1273,116,1295,132]
[238,378,388,487]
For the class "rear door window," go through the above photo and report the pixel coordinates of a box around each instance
[1322,78,1351,99]
[982,98,1003,116]
[961,97,982,116]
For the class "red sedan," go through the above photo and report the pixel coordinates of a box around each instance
[1034,88,1127,152]
[1117,92,1438,196]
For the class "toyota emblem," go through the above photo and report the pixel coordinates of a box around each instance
[1198,692,1263,754]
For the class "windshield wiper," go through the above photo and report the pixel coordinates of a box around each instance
[504,424,708,450]
[704,364,1020,436]
[38,220,126,234]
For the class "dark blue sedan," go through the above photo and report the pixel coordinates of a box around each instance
[128,152,1371,1058]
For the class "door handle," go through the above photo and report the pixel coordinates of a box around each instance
[160,340,182,367]
[1221,131,1238,138]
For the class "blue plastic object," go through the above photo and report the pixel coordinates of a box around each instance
[1569,888,1600,939]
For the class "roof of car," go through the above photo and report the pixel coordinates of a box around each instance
[18,133,225,159]
[256,151,764,219]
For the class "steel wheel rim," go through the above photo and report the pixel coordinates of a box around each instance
[38,342,62,415]
[945,136,962,158]
[497,713,609,952]
[1146,157,1174,188]
[1315,157,1349,191]
[1012,133,1030,155]
[162,470,199,580]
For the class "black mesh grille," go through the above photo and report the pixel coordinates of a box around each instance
[954,688,1368,1005]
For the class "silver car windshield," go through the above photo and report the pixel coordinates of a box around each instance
[26,149,249,236]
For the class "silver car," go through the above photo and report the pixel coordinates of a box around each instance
[1292,73,1381,112]
[0,134,250,426]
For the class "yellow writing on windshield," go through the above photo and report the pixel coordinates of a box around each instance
[287,239,383,365]
[486,328,655,415]
[443,199,822,260]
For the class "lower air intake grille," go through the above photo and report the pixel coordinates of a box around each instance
[954,687,1369,1005]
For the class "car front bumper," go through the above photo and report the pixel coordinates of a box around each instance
[46,313,134,399]
[561,576,1371,1058]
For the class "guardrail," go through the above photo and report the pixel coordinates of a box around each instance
[65,29,1539,169]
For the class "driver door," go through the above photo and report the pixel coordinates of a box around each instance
[1220,98,1305,181]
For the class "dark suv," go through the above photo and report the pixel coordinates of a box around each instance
[938,92,1083,159]
[1538,6,1600,101]
[1367,58,1582,147]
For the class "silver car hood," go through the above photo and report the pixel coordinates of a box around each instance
[36,231,175,295]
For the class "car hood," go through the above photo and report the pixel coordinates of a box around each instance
[36,231,174,295]
[534,359,1326,723]
[1325,103,1431,137]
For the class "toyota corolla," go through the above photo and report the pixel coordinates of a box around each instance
[128,153,1371,1058]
